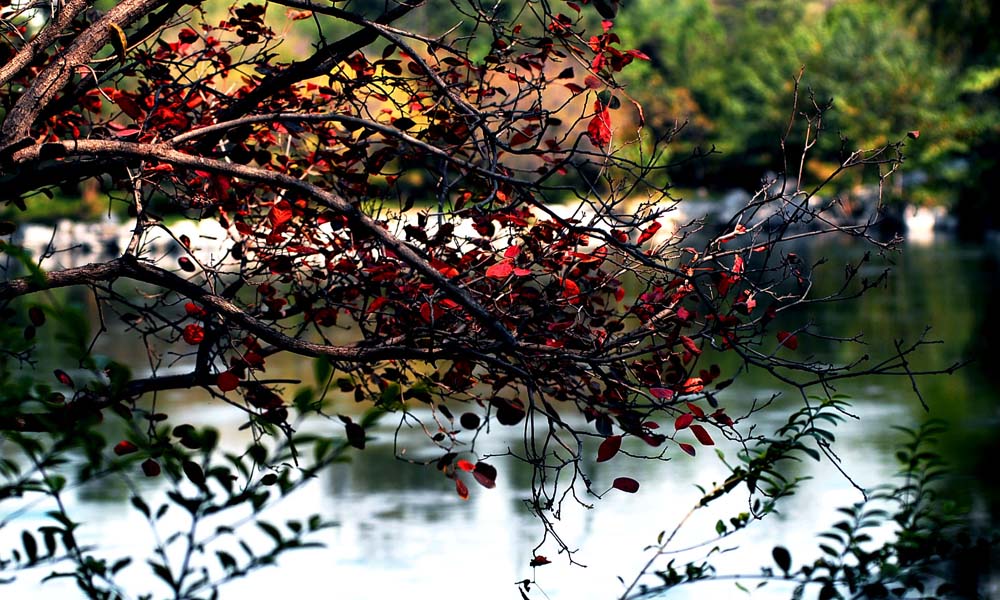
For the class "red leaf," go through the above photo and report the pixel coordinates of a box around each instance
[178,257,196,272]
[141,459,161,477]
[473,462,497,489]
[529,555,551,567]
[733,254,745,274]
[28,307,45,327]
[627,48,651,61]
[54,369,74,388]
[455,478,470,500]
[182,324,205,345]
[679,335,701,356]
[217,371,240,392]
[586,107,613,147]
[596,435,622,462]
[674,413,694,430]
[685,402,705,418]
[486,260,514,279]
[637,221,662,245]
[776,331,799,350]
[907,130,920,139]
[679,443,696,456]
[456,459,475,472]
[612,477,640,493]
[562,278,581,302]
[504,245,521,259]
[113,440,138,456]
[649,387,674,400]
[690,424,714,446]
[680,378,704,394]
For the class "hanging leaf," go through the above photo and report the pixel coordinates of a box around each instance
[612,477,640,493]
[586,105,613,147]
[674,413,694,430]
[113,440,138,456]
[141,459,161,477]
[456,459,475,472]
[182,460,205,486]
[345,420,366,449]
[28,306,45,327]
[596,435,622,462]
[776,331,799,350]
[53,369,74,388]
[772,546,792,576]
[690,424,714,445]
[562,278,581,301]
[109,23,128,64]
[393,117,416,130]
[486,260,514,279]
[529,555,551,567]
[650,387,674,400]
[679,335,701,356]
[679,443,696,456]
[182,324,205,345]
[685,402,705,418]
[455,478,470,500]
[216,371,240,392]
[473,462,497,489]
[495,398,526,426]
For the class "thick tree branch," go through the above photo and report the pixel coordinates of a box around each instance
[0,0,166,147]
[0,0,92,89]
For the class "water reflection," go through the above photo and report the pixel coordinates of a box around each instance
[3,237,997,599]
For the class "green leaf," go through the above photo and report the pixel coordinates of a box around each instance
[312,357,332,386]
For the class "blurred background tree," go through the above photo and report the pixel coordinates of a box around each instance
[606,0,997,222]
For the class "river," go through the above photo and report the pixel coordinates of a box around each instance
[2,235,997,599]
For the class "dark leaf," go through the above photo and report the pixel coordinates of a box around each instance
[472,462,497,489]
[460,413,480,429]
[113,440,138,456]
[182,461,205,486]
[690,424,714,445]
[596,435,622,462]
[345,421,366,449]
[529,555,551,567]
[776,331,799,350]
[141,459,161,477]
[772,546,792,575]
[612,477,640,493]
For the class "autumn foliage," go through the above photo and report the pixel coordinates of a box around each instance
[0,0,932,596]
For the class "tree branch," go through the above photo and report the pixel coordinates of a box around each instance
[11,139,518,346]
